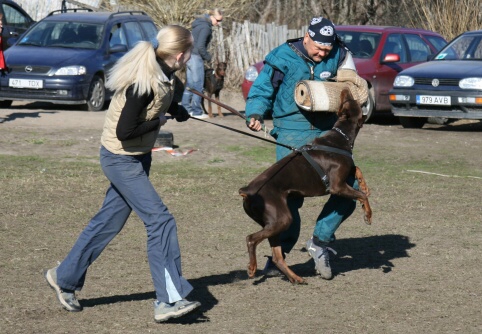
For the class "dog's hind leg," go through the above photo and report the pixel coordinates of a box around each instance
[246,229,271,278]
[270,245,306,284]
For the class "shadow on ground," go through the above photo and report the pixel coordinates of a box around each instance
[78,234,413,323]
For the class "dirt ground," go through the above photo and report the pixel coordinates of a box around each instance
[1,90,481,334]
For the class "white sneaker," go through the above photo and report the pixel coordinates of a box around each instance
[306,238,337,280]
[191,113,209,119]
[45,266,82,312]
[154,299,201,322]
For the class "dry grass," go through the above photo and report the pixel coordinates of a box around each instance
[1,112,482,333]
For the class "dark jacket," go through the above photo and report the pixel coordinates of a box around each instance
[191,14,213,62]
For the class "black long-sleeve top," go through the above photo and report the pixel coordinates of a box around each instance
[115,59,177,141]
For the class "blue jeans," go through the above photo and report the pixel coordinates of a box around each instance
[181,54,204,116]
[56,146,193,303]
[273,127,358,253]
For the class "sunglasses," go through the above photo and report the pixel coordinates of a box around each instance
[215,17,223,23]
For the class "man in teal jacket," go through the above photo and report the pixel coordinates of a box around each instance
[245,17,359,280]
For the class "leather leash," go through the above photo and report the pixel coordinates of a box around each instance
[184,89,354,188]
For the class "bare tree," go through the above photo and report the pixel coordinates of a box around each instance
[401,0,482,40]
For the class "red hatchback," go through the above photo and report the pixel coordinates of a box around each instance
[241,25,447,120]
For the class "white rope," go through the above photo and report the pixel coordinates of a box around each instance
[406,170,482,180]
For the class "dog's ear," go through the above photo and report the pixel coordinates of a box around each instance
[337,88,351,119]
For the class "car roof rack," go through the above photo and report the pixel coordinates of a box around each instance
[47,8,93,17]
[108,11,148,19]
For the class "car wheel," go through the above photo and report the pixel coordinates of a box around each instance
[0,100,13,108]
[85,75,105,111]
[399,116,427,128]
[364,88,375,122]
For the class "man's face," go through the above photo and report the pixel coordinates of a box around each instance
[303,33,333,63]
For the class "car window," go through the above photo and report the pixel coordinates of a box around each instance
[19,21,103,49]
[337,31,380,59]
[382,34,407,63]
[435,35,482,60]
[404,34,431,62]
[109,23,127,47]
[424,35,447,52]
[124,21,143,47]
[2,2,30,29]
[140,21,158,40]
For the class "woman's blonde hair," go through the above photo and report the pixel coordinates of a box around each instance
[106,25,192,96]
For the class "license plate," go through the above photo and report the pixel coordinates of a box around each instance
[416,95,451,105]
[9,78,43,89]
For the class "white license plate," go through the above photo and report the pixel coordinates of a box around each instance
[416,95,451,105]
[9,78,43,89]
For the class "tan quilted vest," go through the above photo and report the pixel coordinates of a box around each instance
[101,78,174,155]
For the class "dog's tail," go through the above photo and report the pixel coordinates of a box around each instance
[239,187,249,198]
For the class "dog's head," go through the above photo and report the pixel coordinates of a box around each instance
[215,62,227,78]
[336,88,366,129]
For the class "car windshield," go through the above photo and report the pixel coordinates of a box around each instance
[18,21,104,50]
[433,33,482,61]
[337,31,381,59]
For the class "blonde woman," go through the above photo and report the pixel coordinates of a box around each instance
[45,25,200,323]
[182,8,223,118]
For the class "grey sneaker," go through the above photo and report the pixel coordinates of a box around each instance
[306,238,337,280]
[45,267,82,312]
[154,299,201,322]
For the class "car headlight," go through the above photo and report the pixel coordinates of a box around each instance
[459,77,482,89]
[54,66,87,76]
[393,75,414,87]
[245,66,259,82]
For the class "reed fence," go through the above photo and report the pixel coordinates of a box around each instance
[210,21,308,89]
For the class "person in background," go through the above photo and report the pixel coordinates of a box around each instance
[0,14,6,124]
[44,25,201,323]
[245,17,360,280]
[181,8,223,119]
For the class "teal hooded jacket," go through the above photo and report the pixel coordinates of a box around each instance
[245,38,345,131]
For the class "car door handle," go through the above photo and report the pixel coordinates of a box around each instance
[10,31,19,37]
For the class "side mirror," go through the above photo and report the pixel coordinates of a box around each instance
[109,44,128,54]
[382,53,400,63]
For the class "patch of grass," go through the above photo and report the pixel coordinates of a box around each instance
[56,139,78,147]
[27,138,46,145]
[358,155,482,179]
[226,144,274,163]
[208,157,225,164]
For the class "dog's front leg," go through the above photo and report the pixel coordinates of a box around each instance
[215,93,223,117]
[330,182,373,225]
[355,166,370,197]
[354,166,372,224]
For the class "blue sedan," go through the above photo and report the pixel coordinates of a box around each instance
[0,10,158,111]
[389,30,482,128]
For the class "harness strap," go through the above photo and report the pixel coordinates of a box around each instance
[303,144,353,160]
[300,151,330,189]
[298,144,354,190]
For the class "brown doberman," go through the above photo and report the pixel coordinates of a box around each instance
[203,62,227,118]
[239,88,372,284]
